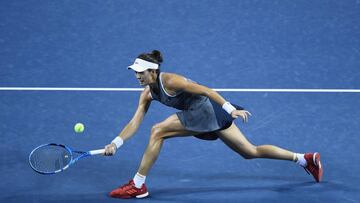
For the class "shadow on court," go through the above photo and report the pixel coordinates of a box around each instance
[3,178,354,203]
[152,180,352,195]
[150,179,355,203]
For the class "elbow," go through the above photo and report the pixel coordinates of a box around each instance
[204,89,217,98]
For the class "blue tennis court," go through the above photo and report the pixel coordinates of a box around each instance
[1,1,359,202]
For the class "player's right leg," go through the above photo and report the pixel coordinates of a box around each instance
[109,114,196,199]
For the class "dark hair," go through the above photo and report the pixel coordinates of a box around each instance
[137,50,163,66]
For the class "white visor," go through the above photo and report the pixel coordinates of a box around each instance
[128,58,159,72]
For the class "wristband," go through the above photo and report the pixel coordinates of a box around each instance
[111,136,124,149]
[222,101,236,114]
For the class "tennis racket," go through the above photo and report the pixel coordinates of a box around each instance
[29,143,105,175]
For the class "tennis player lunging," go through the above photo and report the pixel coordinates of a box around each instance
[104,50,323,199]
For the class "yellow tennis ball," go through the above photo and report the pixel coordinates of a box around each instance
[74,123,85,133]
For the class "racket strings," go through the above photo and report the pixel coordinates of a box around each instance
[29,145,71,173]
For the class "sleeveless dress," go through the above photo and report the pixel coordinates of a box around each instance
[149,72,243,140]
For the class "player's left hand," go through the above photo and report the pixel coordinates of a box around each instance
[231,110,252,122]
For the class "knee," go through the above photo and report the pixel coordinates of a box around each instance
[241,146,259,160]
[150,123,165,141]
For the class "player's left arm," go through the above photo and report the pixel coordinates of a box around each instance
[163,73,251,121]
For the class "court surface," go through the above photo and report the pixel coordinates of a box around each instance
[1,1,359,203]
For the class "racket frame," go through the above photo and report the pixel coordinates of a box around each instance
[29,143,103,175]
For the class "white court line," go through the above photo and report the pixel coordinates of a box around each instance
[0,87,142,91]
[0,87,360,93]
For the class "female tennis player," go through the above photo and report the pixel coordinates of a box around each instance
[104,50,323,199]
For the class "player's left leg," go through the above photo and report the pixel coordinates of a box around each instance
[217,123,323,182]
[217,122,294,160]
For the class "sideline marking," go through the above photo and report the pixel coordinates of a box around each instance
[0,87,359,93]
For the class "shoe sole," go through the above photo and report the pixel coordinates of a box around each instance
[136,192,149,198]
[313,152,323,182]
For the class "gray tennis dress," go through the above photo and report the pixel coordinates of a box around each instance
[149,72,243,140]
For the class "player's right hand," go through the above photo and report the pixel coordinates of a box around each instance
[104,143,117,156]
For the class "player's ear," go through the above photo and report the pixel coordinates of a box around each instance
[150,69,157,76]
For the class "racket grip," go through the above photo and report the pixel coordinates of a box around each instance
[89,149,105,155]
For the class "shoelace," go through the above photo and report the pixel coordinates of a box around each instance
[119,182,136,191]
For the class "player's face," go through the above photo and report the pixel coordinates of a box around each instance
[134,70,156,86]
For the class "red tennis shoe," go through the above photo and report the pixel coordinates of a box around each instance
[109,180,149,199]
[304,152,323,182]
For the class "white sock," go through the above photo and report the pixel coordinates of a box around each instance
[294,153,307,167]
[133,172,146,189]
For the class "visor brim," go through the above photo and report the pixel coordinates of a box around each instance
[127,64,147,72]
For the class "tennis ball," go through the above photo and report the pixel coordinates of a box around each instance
[74,123,85,133]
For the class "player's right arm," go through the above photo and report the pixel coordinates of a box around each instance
[104,86,152,156]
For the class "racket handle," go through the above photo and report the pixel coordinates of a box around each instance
[89,149,105,155]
